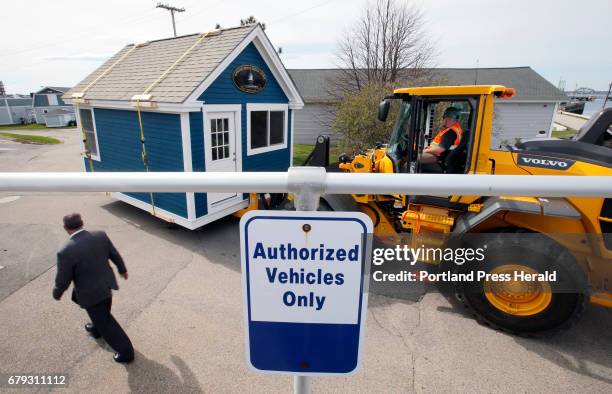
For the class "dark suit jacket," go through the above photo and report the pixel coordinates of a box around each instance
[53,230,127,309]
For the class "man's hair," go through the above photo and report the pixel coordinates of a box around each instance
[63,213,83,230]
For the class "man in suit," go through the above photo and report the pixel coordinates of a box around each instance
[53,213,134,363]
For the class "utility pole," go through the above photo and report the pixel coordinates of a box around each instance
[156,2,185,37]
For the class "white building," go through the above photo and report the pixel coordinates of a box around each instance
[32,86,74,124]
[0,96,33,125]
[42,108,76,128]
[288,67,567,148]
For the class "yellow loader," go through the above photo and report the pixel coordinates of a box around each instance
[311,85,611,335]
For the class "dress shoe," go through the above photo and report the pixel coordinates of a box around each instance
[84,323,101,339]
[113,352,134,364]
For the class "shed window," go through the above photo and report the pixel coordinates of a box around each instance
[247,104,288,155]
[210,118,230,161]
[79,108,100,160]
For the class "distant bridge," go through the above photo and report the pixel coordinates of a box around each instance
[566,87,610,101]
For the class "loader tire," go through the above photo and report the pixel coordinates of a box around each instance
[457,229,587,337]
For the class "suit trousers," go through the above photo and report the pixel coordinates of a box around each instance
[86,297,134,357]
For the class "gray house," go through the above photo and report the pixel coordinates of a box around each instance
[287,67,567,148]
[0,96,33,125]
[32,86,73,124]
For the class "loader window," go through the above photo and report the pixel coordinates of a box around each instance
[422,101,471,145]
[418,99,475,174]
[386,100,411,166]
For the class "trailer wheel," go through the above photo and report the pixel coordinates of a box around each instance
[457,229,587,336]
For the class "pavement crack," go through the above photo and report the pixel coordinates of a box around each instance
[370,296,421,393]
[370,301,413,350]
[410,298,423,336]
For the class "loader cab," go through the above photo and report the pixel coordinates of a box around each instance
[385,95,478,174]
[381,85,515,177]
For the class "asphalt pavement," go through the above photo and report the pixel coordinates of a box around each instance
[0,127,610,393]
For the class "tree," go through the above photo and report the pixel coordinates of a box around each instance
[333,83,399,152]
[240,16,265,30]
[335,0,434,93]
[332,0,436,150]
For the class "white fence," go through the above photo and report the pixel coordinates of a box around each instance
[0,168,610,210]
[1,167,610,394]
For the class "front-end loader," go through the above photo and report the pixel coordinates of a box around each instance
[314,85,611,335]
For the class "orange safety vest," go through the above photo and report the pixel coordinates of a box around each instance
[431,122,463,152]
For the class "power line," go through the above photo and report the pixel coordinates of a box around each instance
[0,7,162,59]
[156,2,186,37]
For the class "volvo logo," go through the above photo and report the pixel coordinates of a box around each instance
[517,154,574,170]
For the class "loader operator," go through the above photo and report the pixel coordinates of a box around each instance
[420,107,463,167]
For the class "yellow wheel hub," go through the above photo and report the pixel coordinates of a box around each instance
[484,264,552,316]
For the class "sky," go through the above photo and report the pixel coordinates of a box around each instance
[1,0,611,94]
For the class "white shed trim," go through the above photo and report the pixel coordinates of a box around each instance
[112,192,248,230]
[185,26,304,109]
[64,99,200,113]
[180,112,196,220]
[245,103,289,156]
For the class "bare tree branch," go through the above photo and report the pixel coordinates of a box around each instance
[334,0,435,93]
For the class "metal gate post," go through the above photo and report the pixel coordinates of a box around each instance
[294,375,311,394]
[287,167,327,394]
[287,167,326,212]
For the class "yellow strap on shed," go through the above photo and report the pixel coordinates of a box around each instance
[134,98,157,216]
[73,44,138,101]
[142,31,211,97]
[130,30,213,216]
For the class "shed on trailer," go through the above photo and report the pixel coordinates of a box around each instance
[64,24,303,229]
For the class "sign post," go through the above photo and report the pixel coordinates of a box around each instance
[240,169,372,392]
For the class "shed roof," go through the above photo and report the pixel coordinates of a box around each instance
[65,25,257,104]
[287,67,566,103]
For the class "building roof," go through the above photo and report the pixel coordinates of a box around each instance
[0,98,32,107]
[35,87,71,94]
[287,67,567,103]
[46,87,71,93]
[44,108,74,116]
[65,25,257,104]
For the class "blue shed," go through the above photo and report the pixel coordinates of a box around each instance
[64,24,303,229]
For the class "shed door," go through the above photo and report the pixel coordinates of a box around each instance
[205,112,238,206]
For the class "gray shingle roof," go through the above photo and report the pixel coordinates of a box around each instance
[287,67,567,103]
[2,98,32,107]
[65,25,256,104]
[35,87,71,94]
[45,108,75,115]
[46,87,71,93]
